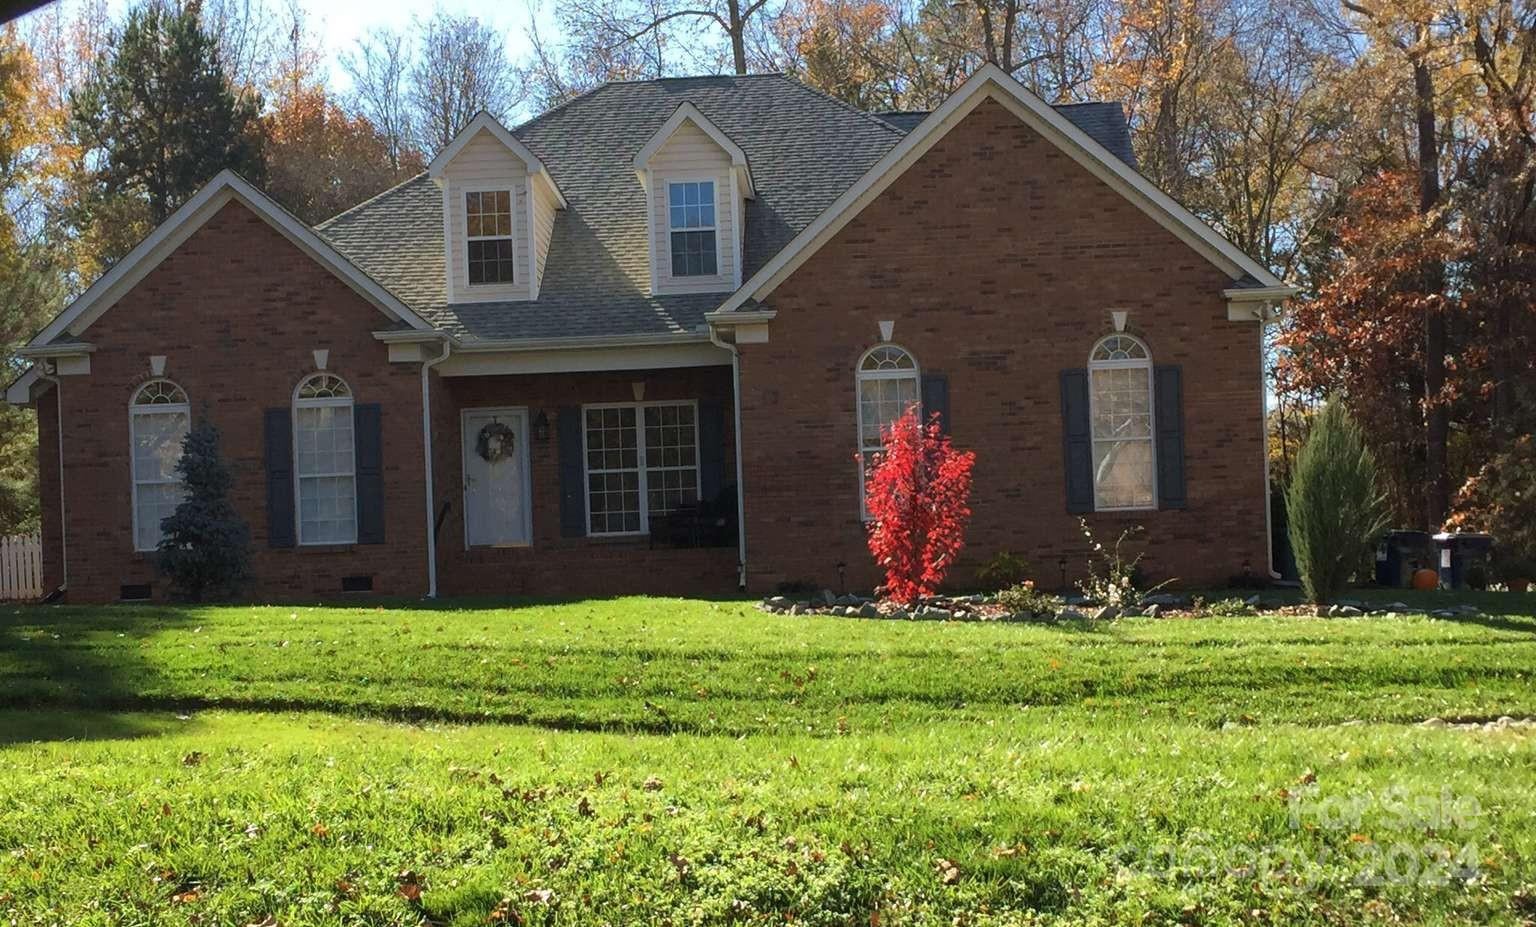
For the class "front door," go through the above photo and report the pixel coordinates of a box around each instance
[462,408,531,547]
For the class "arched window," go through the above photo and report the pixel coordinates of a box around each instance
[1088,334,1156,509]
[856,345,920,516]
[294,373,357,544]
[130,379,190,551]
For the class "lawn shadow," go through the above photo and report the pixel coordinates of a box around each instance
[0,708,200,747]
[0,602,204,743]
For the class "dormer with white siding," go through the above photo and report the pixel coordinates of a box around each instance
[429,112,566,304]
[633,103,754,296]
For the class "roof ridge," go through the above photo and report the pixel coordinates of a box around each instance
[316,171,430,229]
[511,80,617,136]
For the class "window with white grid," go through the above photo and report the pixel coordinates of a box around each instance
[583,401,699,535]
[855,345,920,518]
[129,380,190,551]
[1089,334,1156,510]
[294,373,358,544]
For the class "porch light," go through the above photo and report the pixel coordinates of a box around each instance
[532,409,550,442]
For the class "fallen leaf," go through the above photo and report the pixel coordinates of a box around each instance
[642,775,663,791]
[934,858,962,885]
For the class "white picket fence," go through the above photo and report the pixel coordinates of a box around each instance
[0,534,43,601]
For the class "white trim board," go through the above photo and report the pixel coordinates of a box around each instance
[714,63,1290,317]
[25,170,435,350]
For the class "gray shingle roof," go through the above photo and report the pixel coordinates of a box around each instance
[873,102,1137,167]
[318,74,1137,343]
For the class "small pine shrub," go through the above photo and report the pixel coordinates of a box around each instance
[1285,399,1388,605]
[157,418,251,600]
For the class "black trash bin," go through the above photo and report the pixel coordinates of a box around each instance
[1375,530,1432,587]
[1432,532,1495,590]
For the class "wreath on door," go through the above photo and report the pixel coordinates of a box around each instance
[475,421,517,463]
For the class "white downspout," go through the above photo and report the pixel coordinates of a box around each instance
[420,338,453,597]
[708,325,749,590]
[40,366,67,594]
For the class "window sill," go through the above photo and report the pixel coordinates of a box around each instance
[295,543,360,553]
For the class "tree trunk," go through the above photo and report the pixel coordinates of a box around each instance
[727,0,747,74]
[1413,55,1450,530]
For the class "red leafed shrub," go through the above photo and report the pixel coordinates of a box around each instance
[864,409,976,604]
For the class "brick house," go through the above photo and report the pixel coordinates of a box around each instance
[8,65,1294,603]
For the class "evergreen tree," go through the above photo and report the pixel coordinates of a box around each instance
[68,3,262,239]
[157,418,250,601]
[1285,400,1389,605]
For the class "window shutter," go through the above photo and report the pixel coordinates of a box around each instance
[921,374,950,435]
[354,403,385,543]
[698,400,726,503]
[1154,365,1187,509]
[264,408,295,548]
[1060,369,1094,513]
[557,406,586,537]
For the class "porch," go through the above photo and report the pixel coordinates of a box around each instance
[430,363,741,597]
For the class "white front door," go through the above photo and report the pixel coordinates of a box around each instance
[462,408,531,547]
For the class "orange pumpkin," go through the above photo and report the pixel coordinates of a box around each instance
[1412,568,1440,591]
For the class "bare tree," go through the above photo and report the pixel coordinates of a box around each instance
[553,0,781,78]
[342,26,415,171]
[409,10,524,154]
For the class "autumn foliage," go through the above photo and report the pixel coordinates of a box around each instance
[863,410,975,604]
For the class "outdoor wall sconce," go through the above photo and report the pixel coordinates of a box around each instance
[532,410,550,442]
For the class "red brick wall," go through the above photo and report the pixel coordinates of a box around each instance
[736,97,1271,591]
[45,201,430,602]
[436,367,738,597]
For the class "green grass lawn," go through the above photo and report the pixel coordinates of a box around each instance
[2,595,1535,925]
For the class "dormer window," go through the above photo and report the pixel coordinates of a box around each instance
[465,190,515,285]
[668,181,718,277]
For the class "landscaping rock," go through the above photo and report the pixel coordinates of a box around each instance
[925,607,953,620]
[767,596,789,608]
[1143,604,1161,619]
[1244,595,1261,607]
[1066,595,1092,606]
[820,590,837,606]
[1145,593,1193,608]
[888,608,910,620]
[1057,608,1087,621]
[857,602,882,619]
[788,604,804,616]
[1120,606,1142,617]
[835,594,861,607]
[1333,605,1363,617]
[1092,606,1119,621]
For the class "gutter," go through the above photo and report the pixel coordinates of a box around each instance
[420,337,454,597]
[707,324,749,591]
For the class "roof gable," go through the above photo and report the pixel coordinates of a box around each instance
[25,170,433,352]
[633,102,755,197]
[713,64,1288,316]
[428,111,568,207]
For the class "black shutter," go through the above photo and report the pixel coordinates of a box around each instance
[1154,365,1187,509]
[698,400,726,504]
[264,408,295,548]
[921,374,950,435]
[354,403,385,543]
[1060,369,1094,513]
[557,406,586,537]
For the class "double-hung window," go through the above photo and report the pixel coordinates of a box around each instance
[855,345,920,518]
[667,181,717,277]
[583,401,699,535]
[1088,334,1156,509]
[466,189,515,284]
[129,380,190,551]
[294,373,358,544]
